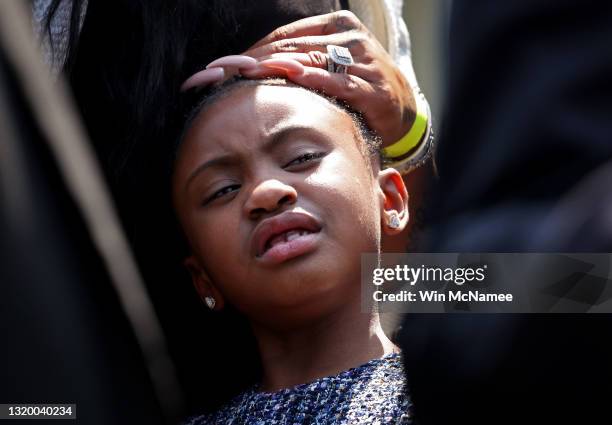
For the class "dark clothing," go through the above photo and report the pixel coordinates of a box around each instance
[399,1,612,424]
[430,0,612,252]
[185,354,411,425]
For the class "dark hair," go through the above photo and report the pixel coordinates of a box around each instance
[177,77,382,172]
[42,0,247,174]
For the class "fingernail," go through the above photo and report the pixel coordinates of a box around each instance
[258,59,305,74]
[180,67,225,92]
[206,55,258,69]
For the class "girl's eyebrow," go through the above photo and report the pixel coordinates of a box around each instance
[184,125,326,192]
[184,154,237,192]
[261,125,318,154]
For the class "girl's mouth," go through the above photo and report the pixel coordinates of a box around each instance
[251,211,322,265]
[258,229,321,265]
[264,229,314,253]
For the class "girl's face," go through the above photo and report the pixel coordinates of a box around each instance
[173,84,406,327]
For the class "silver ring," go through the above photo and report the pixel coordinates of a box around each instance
[326,45,354,74]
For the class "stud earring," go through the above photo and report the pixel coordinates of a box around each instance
[204,296,216,310]
[388,212,400,229]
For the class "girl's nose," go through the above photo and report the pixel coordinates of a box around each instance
[244,179,297,220]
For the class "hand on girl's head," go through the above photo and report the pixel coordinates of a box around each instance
[182,10,417,147]
[173,79,408,328]
[241,10,418,145]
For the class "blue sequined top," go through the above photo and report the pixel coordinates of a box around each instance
[184,353,412,424]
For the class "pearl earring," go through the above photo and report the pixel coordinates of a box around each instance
[204,296,216,310]
[388,212,400,229]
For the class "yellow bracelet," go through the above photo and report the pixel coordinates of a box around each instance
[382,91,429,159]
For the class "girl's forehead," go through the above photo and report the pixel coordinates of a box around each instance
[250,84,337,112]
[210,84,343,126]
[186,84,352,150]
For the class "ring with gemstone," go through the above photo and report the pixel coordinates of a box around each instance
[326,45,354,74]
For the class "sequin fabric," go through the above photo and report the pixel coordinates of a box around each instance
[185,353,411,424]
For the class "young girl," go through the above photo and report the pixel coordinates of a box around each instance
[173,77,411,424]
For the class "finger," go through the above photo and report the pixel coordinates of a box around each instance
[285,67,374,106]
[240,59,306,79]
[247,10,361,50]
[254,52,378,81]
[206,55,257,70]
[244,33,354,59]
[240,66,290,80]
[241,62,377,120]
[258,52,328,70]
[256,58,305,74]
[180,67,225,92]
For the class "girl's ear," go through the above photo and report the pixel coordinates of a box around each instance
[377,168,409,236]
[184,256,225,311]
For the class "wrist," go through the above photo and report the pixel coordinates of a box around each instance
[382,88,429,159]
[382,88,435,175]
[380,74,416,146]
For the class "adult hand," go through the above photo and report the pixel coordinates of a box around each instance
[241,10,416,146]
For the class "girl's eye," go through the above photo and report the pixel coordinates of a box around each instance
[284,152,326,168]
[204,184,240,205]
